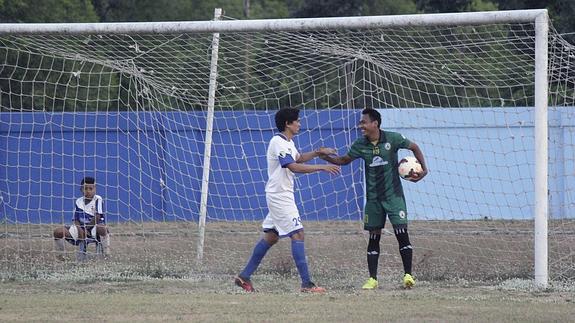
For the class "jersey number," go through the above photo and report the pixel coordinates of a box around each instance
[292,217,302,227]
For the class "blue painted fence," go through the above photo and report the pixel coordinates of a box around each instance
[0,108,573,224]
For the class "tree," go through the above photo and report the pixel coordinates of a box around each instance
[0,0,98,23]
[495,0,575,42]
[90,0,289,22]
[416,0,497,13]
[289,0,364,18]
[362,0,417,15]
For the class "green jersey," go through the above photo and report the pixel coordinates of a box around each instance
[347,130,411,202]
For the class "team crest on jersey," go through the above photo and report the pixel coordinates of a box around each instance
[369,156,388,167]
[384,143,391,150]
[399,210,406,219]
[279,148,292,158]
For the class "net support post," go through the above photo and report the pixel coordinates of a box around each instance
[197,8,223,262]
[533,10,549,289]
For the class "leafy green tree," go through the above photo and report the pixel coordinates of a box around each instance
[495,0,575,42]
[243,0,290,18]
[289,0,364,17]
[0,0,98,22]
[0,0,104,111]
[416,0,497,12]
[91,0,289,22]
[362,0,418,15]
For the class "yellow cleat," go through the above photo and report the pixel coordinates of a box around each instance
[362,277,379,290]
[403,273,415,289]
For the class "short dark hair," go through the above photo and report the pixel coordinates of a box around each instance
[80,176,95,185]
[362,108,381,128]
[275,108,300,132]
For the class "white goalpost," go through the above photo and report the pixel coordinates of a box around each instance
[2,9,573,289]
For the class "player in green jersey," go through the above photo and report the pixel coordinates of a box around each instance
[320,108,428,289]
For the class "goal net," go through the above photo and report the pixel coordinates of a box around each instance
[1,10,573,287]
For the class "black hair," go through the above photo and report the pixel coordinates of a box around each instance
[275,107,300,132]
[80,176,95,185]
[362,108,381,128]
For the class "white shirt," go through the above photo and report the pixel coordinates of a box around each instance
[265,134,300,194]
[73,195,105,225]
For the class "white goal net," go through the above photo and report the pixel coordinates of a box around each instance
[0,10,573,286]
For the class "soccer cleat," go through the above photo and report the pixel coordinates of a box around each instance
[300,282,326,293]
[362,277,379,290]
[403,273,415,289]
[234,276,255,292]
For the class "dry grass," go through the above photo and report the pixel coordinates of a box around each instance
[2,220,574,282]
[1,220,575,321]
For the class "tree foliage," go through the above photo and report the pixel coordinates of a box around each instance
[0,0,98,23]
[90,0,289,22]
[0,0,573,111]
[416,0,497,13]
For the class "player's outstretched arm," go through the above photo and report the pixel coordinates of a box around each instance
[296,147,337,163]
[318,151,354,166]
[408,142,428,182]
[287,163,340,175]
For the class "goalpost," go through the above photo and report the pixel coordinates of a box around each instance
[1,9,572,288]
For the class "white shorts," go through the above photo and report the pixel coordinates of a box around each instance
[262,192,303,237]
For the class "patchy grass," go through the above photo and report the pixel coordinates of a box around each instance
[1,220,574,321]
[0,278,574,322]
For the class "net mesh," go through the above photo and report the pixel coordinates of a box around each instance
[1,17,574,283]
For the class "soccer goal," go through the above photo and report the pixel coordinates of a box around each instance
[1,9,573,288]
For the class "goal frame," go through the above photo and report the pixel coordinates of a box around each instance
[0,9,550,287]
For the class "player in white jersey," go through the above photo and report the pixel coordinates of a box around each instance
[235,107,340,293]
[53,176,110,261]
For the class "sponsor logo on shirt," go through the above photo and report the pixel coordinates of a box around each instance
[369,156,388,167]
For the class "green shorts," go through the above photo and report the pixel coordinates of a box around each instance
[363,197,408,231]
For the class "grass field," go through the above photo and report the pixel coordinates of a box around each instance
[1,220,574,321]
[1,276,574,322]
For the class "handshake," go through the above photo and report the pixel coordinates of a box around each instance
[315,147,338,159]
[308,147,341,175]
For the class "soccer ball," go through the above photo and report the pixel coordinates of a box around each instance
[398,156,422,180]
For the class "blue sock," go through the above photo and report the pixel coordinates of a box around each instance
[78,241,86,253]
[76,241,87,261]
[291,239,311,285]
[240,239,271,279]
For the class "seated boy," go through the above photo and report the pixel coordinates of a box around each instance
[53,176,110,261]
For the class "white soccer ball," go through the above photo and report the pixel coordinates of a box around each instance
[398,156,422,180]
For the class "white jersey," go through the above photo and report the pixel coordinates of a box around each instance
[73,195,105,225]
[265,134,300,194]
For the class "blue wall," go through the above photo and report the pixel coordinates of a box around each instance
[0,108,573,224]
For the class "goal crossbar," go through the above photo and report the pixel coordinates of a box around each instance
[0,9,547,35]
[0,9,552,289]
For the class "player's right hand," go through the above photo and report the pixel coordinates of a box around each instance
[316,147,337,157]
[322,165,341,175]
